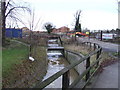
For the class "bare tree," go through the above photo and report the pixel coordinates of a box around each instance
[27,8,43,58]
[74,10,82,32]
[73,10,82,41]
[28,9,42,31]
[1,0,31,46]
[43,22,55,34]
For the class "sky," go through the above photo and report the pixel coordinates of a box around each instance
[15,0,118,31]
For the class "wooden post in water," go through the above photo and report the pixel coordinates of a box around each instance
[62,71,69,90]
[62,49,65,57]
[59,36,63,46]
[86,57,90,81]
[65,50,68,60]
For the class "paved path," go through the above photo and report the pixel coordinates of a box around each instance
[77,37,119,52]
[77,37,119,88]
[92,62,118,88]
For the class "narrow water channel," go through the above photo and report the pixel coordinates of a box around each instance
[42,39,79,88]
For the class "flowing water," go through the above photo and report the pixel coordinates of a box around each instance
[42,39,79,88]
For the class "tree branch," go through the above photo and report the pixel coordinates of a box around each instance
[34,17,41,30]
[5,0,11,10]
[5,6,31,18]
[9,15,27,27]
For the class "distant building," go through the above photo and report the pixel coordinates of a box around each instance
[52,26,70,34]
[21,27,30,37]
[5,28,22,38]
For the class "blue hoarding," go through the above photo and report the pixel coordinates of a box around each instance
[5,28,22,38]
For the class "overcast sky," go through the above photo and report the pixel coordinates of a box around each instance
[20,0,118,31]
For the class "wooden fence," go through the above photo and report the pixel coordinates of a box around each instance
[33,38,102,90]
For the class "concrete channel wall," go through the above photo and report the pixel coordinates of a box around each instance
[65,51,86,75]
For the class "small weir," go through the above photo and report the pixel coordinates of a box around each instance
[42,38,79,88]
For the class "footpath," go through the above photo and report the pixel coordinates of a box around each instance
[77,37,119,52]
[77,37,119,89]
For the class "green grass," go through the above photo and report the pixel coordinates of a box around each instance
[2,41,29,78]
[112,52,119,57]
[2,41,47,88]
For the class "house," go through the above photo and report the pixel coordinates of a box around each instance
[52,26,70,34]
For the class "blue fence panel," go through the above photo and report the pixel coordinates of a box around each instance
[5,28,22,38]
[5,29,12,38]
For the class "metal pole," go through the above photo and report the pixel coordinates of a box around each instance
[100,31,102,41]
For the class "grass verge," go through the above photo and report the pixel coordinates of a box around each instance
[2,40,47,88]
[62,39,118,74]
[64,44,93,56]
[2,41,29,78]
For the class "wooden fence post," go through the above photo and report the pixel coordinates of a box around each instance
[65,51,68,60]
[96,51,100,67]
[59,36,63,46]
[86,57,90,81]
[90,43,91,49]
[93,43,95,50]
[62,71,69,90]
[29,44,32,56]
[62,49,65,57]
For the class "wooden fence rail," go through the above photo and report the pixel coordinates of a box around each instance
[33,37,102,90]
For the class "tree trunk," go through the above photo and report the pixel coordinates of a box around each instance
[1,1,6,46]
